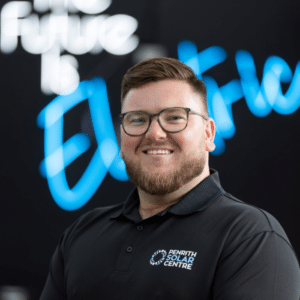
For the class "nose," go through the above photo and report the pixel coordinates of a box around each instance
[144,116,167,139]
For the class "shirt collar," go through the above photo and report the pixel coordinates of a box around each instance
[110,168,224,220]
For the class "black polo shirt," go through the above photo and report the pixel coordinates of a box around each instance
[40,168,300,300]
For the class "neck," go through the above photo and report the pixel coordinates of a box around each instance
[137,166,210,220]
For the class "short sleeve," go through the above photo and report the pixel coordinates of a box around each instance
[39,238,66,300]
[211,231,300,299]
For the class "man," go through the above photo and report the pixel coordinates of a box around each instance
[40,57,300,299]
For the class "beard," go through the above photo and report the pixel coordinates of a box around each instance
[121,149,207,196]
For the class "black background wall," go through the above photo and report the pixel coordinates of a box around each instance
[0,0,299,298]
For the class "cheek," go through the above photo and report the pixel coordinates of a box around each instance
[176,131,204,153]
[121,135,139,153]
[175,130,197,146]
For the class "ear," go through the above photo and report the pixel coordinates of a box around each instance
[205,118,216,152]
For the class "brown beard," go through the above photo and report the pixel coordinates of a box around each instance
[121,150,207,196]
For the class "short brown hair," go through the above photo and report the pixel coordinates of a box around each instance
[121,57,208,116]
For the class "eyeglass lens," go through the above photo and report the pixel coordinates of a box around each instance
[123,108,188,135]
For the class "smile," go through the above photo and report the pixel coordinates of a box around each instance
[143,150,174,155]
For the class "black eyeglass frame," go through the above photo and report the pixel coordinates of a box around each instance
[119,107,208,136]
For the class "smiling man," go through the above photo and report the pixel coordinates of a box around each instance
[40,58,300,300]
[119,77,215,220]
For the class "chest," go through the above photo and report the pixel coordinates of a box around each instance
[64,218,225,300]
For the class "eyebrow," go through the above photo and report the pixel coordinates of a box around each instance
[123,107,179,114]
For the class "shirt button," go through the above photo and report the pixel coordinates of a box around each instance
[127,246,133,253]
[137,225,143,230]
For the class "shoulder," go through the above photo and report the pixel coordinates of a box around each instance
[71,203,122,227]
[212,191,292,249]
[59,203,123,250]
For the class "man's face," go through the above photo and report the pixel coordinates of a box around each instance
[120,79,215,196]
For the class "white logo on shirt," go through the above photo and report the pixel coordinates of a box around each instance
[150,249,197,270]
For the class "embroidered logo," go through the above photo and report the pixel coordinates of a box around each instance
[150,249,197,270]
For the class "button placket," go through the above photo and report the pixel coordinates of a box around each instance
[137,225,143,231]
[113,222,145,272]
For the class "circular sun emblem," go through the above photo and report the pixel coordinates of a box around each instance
[150,250,167,266]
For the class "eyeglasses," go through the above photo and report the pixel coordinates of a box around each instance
[119,107,208,136]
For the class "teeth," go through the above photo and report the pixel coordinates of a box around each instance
[146,150,172,155]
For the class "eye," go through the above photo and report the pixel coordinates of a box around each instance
[167,116,185,122]
[131,118,146,123]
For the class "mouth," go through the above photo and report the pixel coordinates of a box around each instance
[142,150,174,155]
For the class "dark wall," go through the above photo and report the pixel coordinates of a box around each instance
[0,0,299,298]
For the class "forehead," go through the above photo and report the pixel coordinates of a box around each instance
[122,79,202,113]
